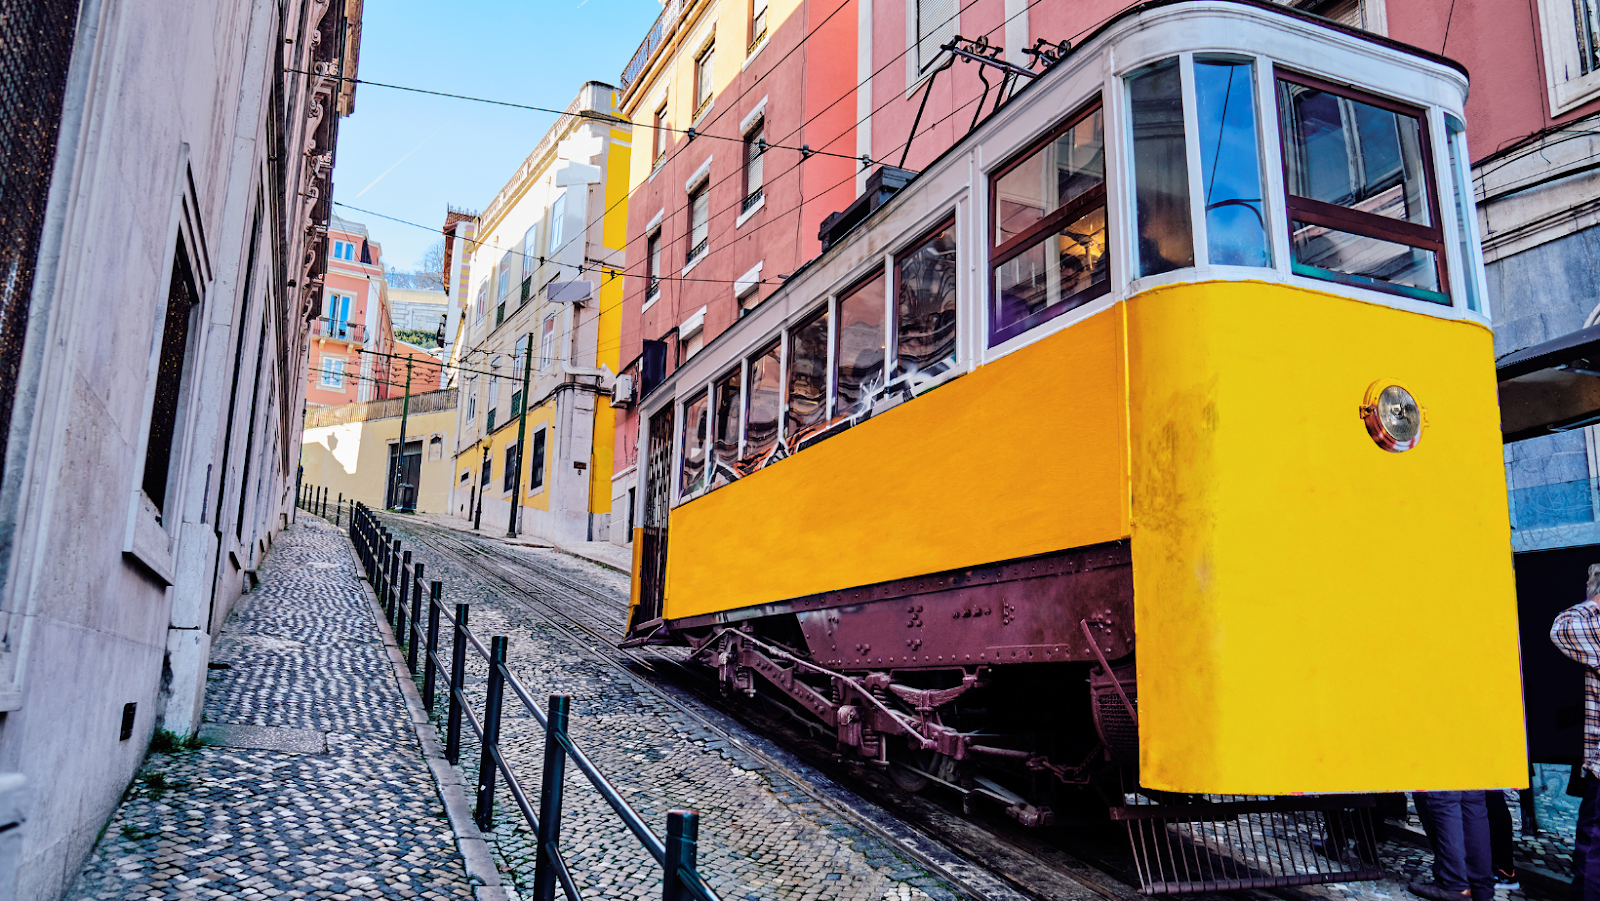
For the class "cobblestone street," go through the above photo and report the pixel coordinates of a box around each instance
[65,518,483,901]
[376,514,979,901]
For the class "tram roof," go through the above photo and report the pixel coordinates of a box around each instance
[1498,326,1600,443]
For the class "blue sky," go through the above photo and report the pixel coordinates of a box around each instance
[332,0,664,272]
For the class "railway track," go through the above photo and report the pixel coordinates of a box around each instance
[370,514,1331,901]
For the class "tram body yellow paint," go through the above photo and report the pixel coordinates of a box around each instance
[1126,281,1524,793]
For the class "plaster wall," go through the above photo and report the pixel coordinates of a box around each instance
[301,406,456,514]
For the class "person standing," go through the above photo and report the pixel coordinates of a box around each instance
[1552,564,1600,901]
[1410,791,1495,901]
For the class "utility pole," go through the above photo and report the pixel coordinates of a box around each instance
[473,445,488,530]
[389,355,414,511]
[507,332,534,538]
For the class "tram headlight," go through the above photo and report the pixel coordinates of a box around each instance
[1360,381,1423,452]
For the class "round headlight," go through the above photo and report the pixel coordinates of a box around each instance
[1361,382,1422,452]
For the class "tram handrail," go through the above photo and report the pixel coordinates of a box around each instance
[345,502,721,901]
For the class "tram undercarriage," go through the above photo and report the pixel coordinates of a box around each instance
[627,542,1385,893]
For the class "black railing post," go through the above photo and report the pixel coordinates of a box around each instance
[396,554,412,637]
[446,603,469,764]
[423,581,442,710]
[335,494,342,527]
[532,694,571,901]
[662,810,701,901]
[475,636,508,831]
[408,563,425,670]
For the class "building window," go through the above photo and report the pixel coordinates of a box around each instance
[750,0,768,50]
[504,443,520,493]
[320,356,346,389]
[990,101,1109,346]
[547,191,567,257]
[893,218,958,386]
[332,239,356,260]
[695,42,716,118]
[324,292,352,338]
[653,101,669,166]
[1536,0,1600,111]
[1276,71,1447,303]
[539,313,558,369]
[496,253,512,326]
[476,281,488,321]
[528,428,547,492]
[143,241,200,516]
[743,121,766,213]
[646,231,662,301]
[687,184,710,264]
[915,0,958,72]
[467,376,478,419]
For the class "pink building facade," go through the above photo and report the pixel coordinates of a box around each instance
[306,216,395,406]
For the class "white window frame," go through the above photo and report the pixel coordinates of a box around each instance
[1537,0,1600,113]
[907,0,959,91]
[539,312,558,370]
[547,191,568,257]
[320,356,346,389]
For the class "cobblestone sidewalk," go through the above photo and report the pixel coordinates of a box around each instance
[65,517,482,901]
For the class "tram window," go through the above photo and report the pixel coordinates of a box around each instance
[1194,59,1270,267]
[834,270,886,421]
[742,340,782,469]
[1445,115,1482,313]
[787,306,830,446]
[680,389,710,498]
[711,367,741,487]
[1277,73,1447,302]
[1128,58,1194,278]
[989,102,1108,345]
[893,218,958,385]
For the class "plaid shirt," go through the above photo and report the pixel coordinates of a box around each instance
[1552,599,1600,778]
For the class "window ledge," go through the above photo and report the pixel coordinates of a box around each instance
[642,291,661,313]
[1552,70,1600,116]
[742,35,770,70]
[735,194,766,228]
[681,251,708,277]
[692,98,715,129]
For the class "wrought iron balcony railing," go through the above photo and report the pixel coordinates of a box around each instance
[313,317,364,342]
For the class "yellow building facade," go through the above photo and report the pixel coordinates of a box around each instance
[445,82,630,544]
[300,389,458,515]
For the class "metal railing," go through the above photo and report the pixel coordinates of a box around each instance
[296,483,346,526]
[622,0,677,91]
[348,503,721,901]
[313,317,365,342]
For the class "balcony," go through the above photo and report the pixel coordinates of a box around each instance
[313,317,364,342]
[622,0,679,91]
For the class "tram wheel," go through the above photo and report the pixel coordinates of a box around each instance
[887,741,935,793]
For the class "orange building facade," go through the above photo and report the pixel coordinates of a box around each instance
[306,216,396,406]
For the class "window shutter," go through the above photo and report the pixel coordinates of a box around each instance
[691,190,710,250]
[746,128,765,196]
[916,0,958,70]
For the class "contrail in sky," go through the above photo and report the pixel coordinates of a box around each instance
[354,128,441,199]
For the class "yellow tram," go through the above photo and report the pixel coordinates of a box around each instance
[623,0,1523,851]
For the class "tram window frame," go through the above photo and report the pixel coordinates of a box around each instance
[1273,68,1451,304]
[679,386,711,500]
[710,363,744,489]
[987,98,1110,347]
[785,304,831,450]
[891,215,960,388]
[833,267,888,423]
[740,338,784,472]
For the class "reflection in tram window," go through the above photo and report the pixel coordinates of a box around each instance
[787,306,829,447]
[1445,115,1482,313]
[990,103,1109,345]
[742,340,782,469]
[834,270,886,422]
[680,389,709,498]
[893,218,957,385]
[1278,74,1447,302]
[1194,58,1270,267]
[1129,57,1194,277]
[711,367,741,488]
[1278,79,1431,225]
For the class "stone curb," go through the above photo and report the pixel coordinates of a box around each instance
[339,531,512,901]
[548,542,631,576]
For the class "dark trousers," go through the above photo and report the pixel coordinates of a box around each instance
[1485,790,1514,874]
[1574,777,1600,901]
[1416,790,1494,895]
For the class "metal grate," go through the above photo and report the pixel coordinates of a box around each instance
[1115,791,1384,894]
[0,0,82,478]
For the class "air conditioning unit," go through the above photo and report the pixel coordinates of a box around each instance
[610,374,635,408]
